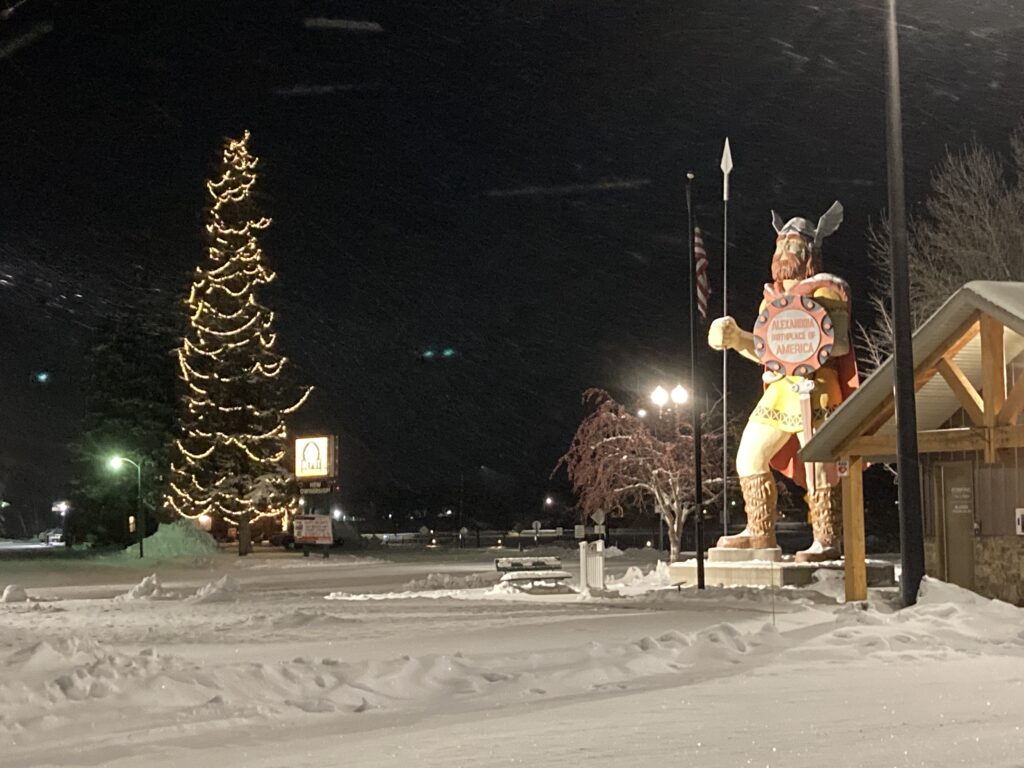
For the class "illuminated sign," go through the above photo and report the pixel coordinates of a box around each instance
[294,436,335,479]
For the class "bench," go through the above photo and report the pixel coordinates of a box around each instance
[494,557,570,591]
[494,556,562,573]
[498,569,573,592]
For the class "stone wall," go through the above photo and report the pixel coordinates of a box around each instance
[974,536,1024,606]
[923,535,1023,605]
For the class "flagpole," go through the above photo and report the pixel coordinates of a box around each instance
[720,138,733,539]
[686,171,705,590]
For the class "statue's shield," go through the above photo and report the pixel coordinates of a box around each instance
[753,294,834,377]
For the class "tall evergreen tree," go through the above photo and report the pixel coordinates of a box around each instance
[67,286,178,547]
[165,131,310,554]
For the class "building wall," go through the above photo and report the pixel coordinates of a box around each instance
[973,535,1024,606]
[924,538,940,577]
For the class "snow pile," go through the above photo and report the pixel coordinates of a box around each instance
[115,574,177,601]
[604,545,624,558]
[110,520,217,562]
[402,572,499,591]
[190,575,241,603]
[806,568,846,601]
[1,584,28,603]
[608,562,672,593]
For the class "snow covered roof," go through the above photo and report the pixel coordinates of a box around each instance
[801,281,1024,462]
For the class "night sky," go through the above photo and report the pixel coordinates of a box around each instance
[1,1,1022,513]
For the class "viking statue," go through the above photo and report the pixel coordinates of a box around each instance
[708,202,859,562]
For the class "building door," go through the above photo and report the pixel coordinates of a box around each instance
[938,462,975,590]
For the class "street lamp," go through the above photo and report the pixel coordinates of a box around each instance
[650,385,669,408]
[670,384,688,405]
[109,455,144,558]
[650,384,688,410]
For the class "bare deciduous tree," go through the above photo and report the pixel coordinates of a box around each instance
[555,388,725,562]
[861,123,1024,368]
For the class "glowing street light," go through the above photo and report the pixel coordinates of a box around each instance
[109,455,145,559]
[650,386,669,408]
[651,384,688,409]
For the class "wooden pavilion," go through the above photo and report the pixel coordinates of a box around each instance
[802,281,1024,604]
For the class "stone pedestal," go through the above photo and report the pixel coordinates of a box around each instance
[668,557,896,589]
[707,546,782,563]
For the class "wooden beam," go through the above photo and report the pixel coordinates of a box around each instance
[980,315,1006,428]
[992,424,1024,450]
[913,315,982,390]
[846,428,988,456]
[997,368,1024,425]
[935,356,984,426]
[834,315,981,458]
[842,456,867,603]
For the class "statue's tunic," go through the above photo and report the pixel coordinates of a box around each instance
[749,273,859,488]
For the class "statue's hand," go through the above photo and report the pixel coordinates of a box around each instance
[708,316,739,351]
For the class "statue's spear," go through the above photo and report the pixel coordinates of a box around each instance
[720,138,733,539]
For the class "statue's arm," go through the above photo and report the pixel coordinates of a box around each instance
[708,316,760,363]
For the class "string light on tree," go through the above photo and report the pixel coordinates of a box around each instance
[164,131,312,554]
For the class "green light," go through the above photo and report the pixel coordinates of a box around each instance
[422,350,436,359]
[441,347,455,358]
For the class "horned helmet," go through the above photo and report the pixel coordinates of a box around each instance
[770,201,843,283]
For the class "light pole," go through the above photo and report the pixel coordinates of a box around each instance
[109,455,144,558]
[650,384,689,558]
[884,0,924,607]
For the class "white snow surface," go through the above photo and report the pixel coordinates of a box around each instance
[0,550,1022,767]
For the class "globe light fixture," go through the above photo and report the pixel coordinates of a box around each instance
[671,384,689,405]
[650,386,669,407]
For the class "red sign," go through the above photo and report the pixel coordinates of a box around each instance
[753,294,835,377]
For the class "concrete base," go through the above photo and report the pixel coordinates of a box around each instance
[707,546,782,563]
[668,558,897,589]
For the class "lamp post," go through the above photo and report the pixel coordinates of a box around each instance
[109,455,144,558]
[650,384,691,561]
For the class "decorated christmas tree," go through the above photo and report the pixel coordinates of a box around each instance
[165,131,311,554]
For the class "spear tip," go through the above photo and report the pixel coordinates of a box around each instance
[720,137,733,174]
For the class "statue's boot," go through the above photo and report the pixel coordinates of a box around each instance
[716,472,777,549]
[795,486,842,562]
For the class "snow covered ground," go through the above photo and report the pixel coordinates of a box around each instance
[1,544,1022,767]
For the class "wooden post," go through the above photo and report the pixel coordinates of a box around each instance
[842,456,867,602]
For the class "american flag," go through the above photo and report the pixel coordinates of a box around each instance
[694,226,711,320]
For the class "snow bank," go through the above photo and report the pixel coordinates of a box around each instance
[604,545,624,558]
[111,520,217,562]
[115,575,177,601]
[612,562,670,588]
[190,575,241,603]
[1,584,28,603]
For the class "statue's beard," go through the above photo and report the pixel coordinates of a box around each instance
[771,237,820,282]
